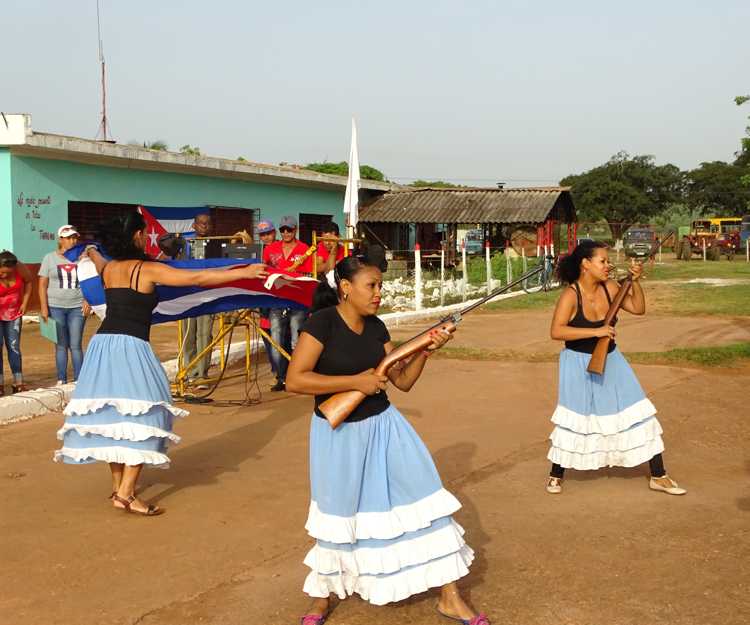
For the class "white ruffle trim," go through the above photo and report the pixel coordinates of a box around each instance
[305,519,466,576]
[548,436,665,470]
[550,416,663,454]
[56,422,181,444]
[53,446,171,468]
[551,398,656,435]
[64,398,188,419]
[303,545,474,606]
[305,488,462,543]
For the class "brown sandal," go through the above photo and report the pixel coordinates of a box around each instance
[112,494,165,516]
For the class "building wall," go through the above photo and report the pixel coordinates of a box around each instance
[7,154,345,262]
[0,149,13,252]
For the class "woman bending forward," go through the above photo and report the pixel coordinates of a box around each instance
[286,251,489,625]
[54,212,268,515]
[546,240,686,496]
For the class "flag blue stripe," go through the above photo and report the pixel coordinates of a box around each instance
[144,206,208,220]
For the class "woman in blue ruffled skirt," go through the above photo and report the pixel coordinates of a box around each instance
[545,240,686,497]
[286,250,488,625]
[54,211,268,515]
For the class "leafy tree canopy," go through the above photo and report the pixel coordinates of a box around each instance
[560,151,683,239]
[127,139,168,151]
[409,180,465,188]
[686,160,748,216]
[304,161,385,181]
[180,144,201,156]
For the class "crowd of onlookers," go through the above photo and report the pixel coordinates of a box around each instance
[0,214,345,396]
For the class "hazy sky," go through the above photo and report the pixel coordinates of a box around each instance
[3,1,748,186]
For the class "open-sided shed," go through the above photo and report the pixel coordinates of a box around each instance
[359,186,576,259]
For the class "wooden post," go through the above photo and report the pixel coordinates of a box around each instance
[746,239,749,263]
[702,237,706,262]
[414,243,423,311]
[506,249,512,286]
[461,238,467,302]
[485,240,492,296]
[440,245,445,306]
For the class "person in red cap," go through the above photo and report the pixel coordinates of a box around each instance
[255,219,284,381]
[262,215,313,391]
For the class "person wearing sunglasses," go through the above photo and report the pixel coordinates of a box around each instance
[38,225,92,386]
[0,250,33,395]
[261,215,312,391]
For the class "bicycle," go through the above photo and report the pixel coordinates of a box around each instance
[522,254,557,293]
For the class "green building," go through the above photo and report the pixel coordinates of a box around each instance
[0,114,392,265]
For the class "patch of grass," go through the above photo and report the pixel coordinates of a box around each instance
[484,289,559,312]
[626,342,750,368]
[427,346,557,363]
[646,258,750,281]
[660,283,750,317]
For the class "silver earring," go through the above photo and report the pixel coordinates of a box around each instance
[343,293,349,301]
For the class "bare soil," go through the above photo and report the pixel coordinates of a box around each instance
[1,310,748,625]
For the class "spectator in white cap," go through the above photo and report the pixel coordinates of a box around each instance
[39,225,91,385]
[261,215,313,391]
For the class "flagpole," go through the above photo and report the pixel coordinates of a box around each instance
[343,117,359,255]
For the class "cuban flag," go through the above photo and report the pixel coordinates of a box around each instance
[138,206,206,258]
[67,245,317,323]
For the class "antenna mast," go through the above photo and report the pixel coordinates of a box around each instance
[95,0,110,141]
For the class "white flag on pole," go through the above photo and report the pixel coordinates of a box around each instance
[343,117,360,229]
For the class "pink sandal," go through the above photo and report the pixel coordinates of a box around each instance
[300,616,326,625]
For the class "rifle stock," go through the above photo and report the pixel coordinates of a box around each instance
[586,277,632,375]
[318,258,550,428]
[319,321,457,428]
[585,231,672,375]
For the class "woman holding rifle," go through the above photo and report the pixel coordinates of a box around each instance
[286,248,488,625]
[545,240,686,496]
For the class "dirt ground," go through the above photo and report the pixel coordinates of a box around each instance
[2,309,749,625]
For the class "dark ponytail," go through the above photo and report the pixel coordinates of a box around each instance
[97,211,150,261]
[557,240,608,284]
[310,245,388,313]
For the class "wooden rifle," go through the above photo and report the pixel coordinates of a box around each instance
[586,232,672,375]
[319,258,553,428]
[287,244,317,272]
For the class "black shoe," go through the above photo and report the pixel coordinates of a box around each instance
[270,380,286,392]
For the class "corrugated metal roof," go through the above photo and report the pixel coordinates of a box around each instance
[359,187,574,224]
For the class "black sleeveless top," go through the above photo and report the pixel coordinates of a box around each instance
[564,282,617,355]
[97,261,158,342]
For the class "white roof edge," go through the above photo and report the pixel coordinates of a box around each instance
[0,113,396,192]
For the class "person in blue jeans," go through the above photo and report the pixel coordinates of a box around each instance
[39,225,91,385]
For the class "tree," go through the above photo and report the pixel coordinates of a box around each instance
[560,151,684,240]
[180,145,201,156]
[304,161,386,181]
[127,139,168,151]
[685,161,748,216]
[734,95,750,197]
[236,156,247,162]
[409,180,465,188]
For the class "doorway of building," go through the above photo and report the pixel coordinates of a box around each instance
[298,213,334,246]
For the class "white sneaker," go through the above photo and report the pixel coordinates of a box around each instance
[649,475,687,496]
[546,477,563,494]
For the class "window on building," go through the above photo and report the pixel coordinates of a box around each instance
[207,206,260,237]
[298,213,334,246]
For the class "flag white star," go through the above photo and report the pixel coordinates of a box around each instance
[148,229,159,248]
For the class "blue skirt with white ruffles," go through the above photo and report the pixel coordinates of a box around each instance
[304,405,473,605]
[547,348,665,470]
[54,333,187,468]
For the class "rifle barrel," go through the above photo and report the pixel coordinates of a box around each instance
[452,261,547,317]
